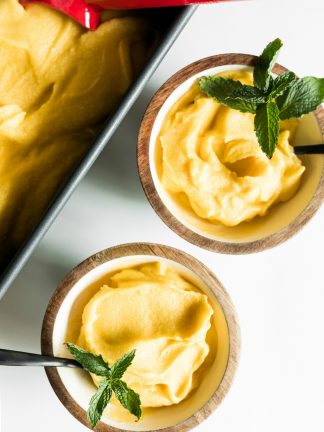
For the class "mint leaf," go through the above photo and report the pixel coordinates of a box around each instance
[66,343,110,377]
[199,76,243,101]
[266,75,275,92]
[254,38,283,90]
[254,101,280,158]
[228,85,267,110]
[110,350,135,380]
[112,380,142,421]
[269,71,296,99]
[230,85,266,103]
[87,381,112,428]
[199,76,257,113]
[277,76,324,120]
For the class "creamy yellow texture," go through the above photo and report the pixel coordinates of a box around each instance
[157,70,305,227]
[78,262,214,408]
[0,0,152,267]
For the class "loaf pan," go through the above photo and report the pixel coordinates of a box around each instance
[0,6,197,299]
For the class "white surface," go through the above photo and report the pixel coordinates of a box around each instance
[1,1,324,431]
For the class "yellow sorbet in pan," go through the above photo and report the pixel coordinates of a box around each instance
[78,262,214,408]
[157,70,305,227]
[0,0,152,267]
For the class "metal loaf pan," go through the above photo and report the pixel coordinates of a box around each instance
[0,6,197,299]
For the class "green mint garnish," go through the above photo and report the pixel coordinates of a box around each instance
[66,343,110,377]
[112,380,142,420]
[199,38,324,158]
[277,76,324,120]
[253,38,283,90]
[268,71,296,99]
[254,101,280,158]
[66,343,141,428]
[87,381,112,428]
[109,350,136,380]
[199,76,261,113]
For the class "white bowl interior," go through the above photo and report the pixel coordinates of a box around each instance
[149,65,324,243]
[52,255,230,431]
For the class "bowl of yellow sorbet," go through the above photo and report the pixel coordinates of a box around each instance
[41,243,240,431]
[137,54,324,253]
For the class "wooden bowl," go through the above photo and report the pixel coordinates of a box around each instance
[137,54,324,254]
[41,243,240,432]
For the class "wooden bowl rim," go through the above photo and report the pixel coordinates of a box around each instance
[137,53,324,254]
[41,242,241,432]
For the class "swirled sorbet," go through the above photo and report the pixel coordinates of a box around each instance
[77,262,214,408]
[157,70,305,227]
[0,0,153,268]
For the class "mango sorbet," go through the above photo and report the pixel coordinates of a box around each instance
[0,0,153,268]
[157,70,305,228]
[78,262,214,409]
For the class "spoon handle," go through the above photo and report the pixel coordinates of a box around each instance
[0,349,80,368]
[294,144,324,155]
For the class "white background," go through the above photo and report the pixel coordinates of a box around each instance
[1,1,324,431]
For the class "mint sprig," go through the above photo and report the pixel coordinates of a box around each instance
[199,39,324,158]
[66,343,141,428]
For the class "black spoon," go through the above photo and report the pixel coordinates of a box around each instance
[0,348,80,368]
[294,144,324,154]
